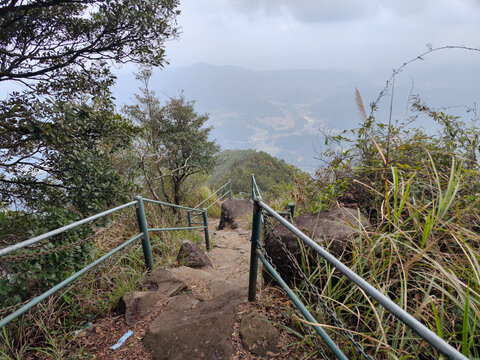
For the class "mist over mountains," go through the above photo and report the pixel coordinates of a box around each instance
[114,62,480,172]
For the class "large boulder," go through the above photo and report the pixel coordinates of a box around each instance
[239,310,280,357]
[121,269,188,325]
[264,207,369,285]
[218,199,252,230]
[177,240,213,268]
[143,289,245,360]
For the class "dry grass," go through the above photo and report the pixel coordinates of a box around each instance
[0,203,206,360]
[283,160,480,359]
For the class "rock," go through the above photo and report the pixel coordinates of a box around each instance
[265,207,369,284]
[218,199,252,230]
[236,229,251,238]
[143,289,246,360]
[122,292,163,326]
[177,240,213,268]
[121,269,188,325]
[168,266,246,299]
[239,310,279,357]
[214,242,228,249]
[143,269,190,293]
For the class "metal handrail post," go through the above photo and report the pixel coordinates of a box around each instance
[134,196,154,271]
[248,197,262,301]
[288,203,295,221]
[187,210,192,227]
[251,174,255,200]
[202,209,210,251]
[228,179,232,200]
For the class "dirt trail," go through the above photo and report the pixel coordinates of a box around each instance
[165,222,252,301]
[75,211,327,360]
[140,221,258,360]
[76,219,300,359]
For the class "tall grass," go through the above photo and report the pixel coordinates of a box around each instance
[199,185,222,218]
[265,85,480,357]
[285,160,480,358]
[0,200,206,359]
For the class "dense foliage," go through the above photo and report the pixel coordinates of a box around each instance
[287,95,480,358]
[0,0,179,214]
[1,99,139,214]
[0,209,94,307]
[0,0,180,329]
[124,68,220,206]
[0,0,179,82]
[209,149,301,200]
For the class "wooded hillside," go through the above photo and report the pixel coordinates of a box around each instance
[208,149,301,199]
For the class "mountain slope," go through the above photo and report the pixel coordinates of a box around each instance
[208,149,300,199]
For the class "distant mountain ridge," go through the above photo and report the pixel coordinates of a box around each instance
[132,63,376,172]
[113,62,480,172]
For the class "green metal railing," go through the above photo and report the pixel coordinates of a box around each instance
[247,194,468,360]
[250,174,295,220]
[251,174,261,200]
[188,179,232,227]
[0,196,210,329]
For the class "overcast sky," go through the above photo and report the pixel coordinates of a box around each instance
[156,0,480,72]
[112,1,480,170]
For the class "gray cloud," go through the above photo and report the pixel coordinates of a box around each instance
[231,0,434,23]
[156,0,480,73]
[232,0,375,22]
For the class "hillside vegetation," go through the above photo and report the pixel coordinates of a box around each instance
[2,32,479,360]
[208,149,301,200]
[280,92,480,358]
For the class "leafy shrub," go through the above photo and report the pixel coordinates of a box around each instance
[198,186,222,218]
[0,208,95,307]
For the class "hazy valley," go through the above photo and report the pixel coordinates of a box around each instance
[114,61,480,172]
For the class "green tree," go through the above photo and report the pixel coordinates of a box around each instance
[0,0,181,323]
[0,0,180,213]
[160,95,220,205]
[0,97,139,214]
[0,97,140,306]
[124,69,219,206]
[0,0,179,82]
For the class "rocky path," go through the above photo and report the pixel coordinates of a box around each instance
[74,199,369,359]
[141,224,255,359]
[78,218,293,360]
